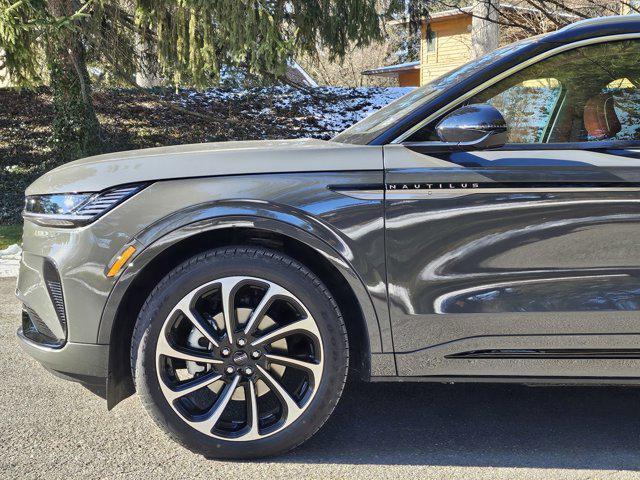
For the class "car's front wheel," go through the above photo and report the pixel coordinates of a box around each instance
[131,246,348,459]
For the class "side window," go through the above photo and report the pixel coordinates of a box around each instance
[483,78,562,143]
[408,39,640,145]
[602,78,640,141]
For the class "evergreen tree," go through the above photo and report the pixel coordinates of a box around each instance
[1,0,102,159]
[0,0,381,160]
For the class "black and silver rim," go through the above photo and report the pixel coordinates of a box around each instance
[155,276,324,441]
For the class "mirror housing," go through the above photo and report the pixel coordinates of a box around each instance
[436,104,508,150]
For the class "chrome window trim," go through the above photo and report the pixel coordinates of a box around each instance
[397,139,640,151]
[392,32,640,145]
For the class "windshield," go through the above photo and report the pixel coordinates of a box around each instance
[333,37,540,145]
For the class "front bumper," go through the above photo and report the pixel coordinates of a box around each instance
[14,218,121,384]
[15,181,195,346]
[14,180,200,389]
[16,327,109,380]
[14,199,133,384]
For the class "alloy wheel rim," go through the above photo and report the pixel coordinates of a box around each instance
[155,276,324,441]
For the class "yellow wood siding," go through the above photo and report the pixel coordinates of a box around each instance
[420,17,472,85]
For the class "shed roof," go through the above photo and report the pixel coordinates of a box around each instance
[362,61,419,77]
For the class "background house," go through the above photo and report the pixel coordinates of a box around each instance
[418,6,478,85]
[363,4,584,87]
[363,6,503,87]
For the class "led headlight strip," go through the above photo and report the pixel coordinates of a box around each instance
[23,183,148,227]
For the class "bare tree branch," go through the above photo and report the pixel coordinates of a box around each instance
[434,0,541,34]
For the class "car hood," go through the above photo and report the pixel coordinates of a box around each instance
[27,138,382,194]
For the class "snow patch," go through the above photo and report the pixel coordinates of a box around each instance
[0,244,21,278]
[174,85,414,139]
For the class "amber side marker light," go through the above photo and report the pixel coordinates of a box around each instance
[107,245,137,277]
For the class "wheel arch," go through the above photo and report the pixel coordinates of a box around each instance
[101,214,382,409]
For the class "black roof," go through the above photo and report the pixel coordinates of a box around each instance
[543,15,640,44]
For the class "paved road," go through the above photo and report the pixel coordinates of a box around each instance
[2,277,640,479]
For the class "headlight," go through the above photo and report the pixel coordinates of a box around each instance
[23,183,148,227]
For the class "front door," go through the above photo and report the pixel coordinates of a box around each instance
[385,37,640,378]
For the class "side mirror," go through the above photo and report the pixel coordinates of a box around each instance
[436,104,507,150]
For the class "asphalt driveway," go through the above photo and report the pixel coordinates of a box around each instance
[2,276,640,479]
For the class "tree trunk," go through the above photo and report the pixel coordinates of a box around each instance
[471,0,500,60]
[46,0,101,161]
[135,30,161,88]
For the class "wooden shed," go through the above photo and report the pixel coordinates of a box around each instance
[361,61,420,87]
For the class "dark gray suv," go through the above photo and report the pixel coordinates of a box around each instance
[17,15,640,458]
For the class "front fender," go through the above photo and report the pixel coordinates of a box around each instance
[97,201,387,355]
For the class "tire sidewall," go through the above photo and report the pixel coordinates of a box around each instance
[132,248,348,459]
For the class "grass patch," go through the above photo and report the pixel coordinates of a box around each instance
[0,225,22,250]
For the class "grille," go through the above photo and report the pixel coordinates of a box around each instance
[43,259,67,338]
[22,307,63,346]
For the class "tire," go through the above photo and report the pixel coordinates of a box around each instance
[131,246,349,459]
